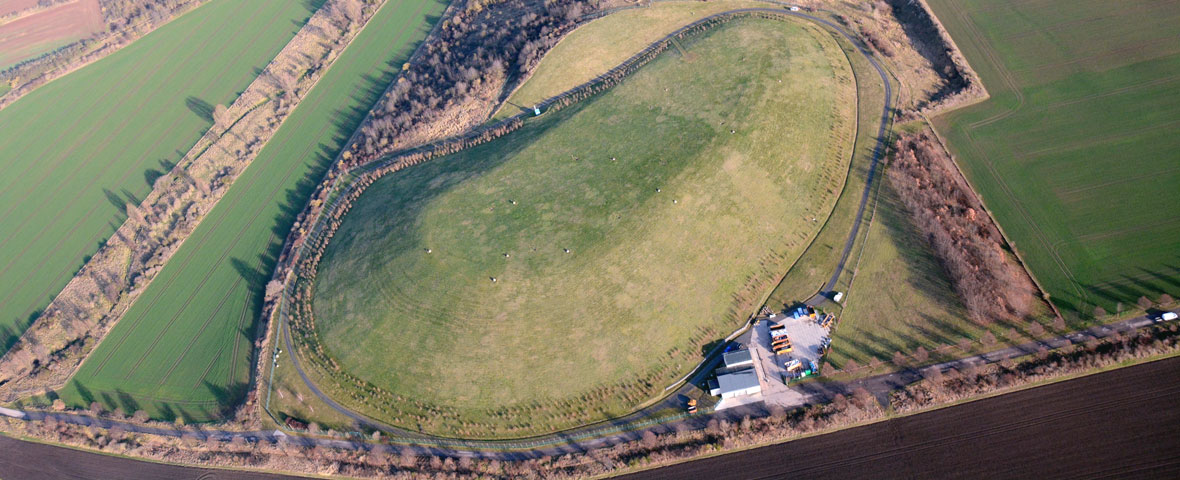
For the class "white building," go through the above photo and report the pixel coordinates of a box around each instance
[722,349,754,369]
[712,369,761,399]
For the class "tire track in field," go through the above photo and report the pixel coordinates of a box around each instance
[962,126,1087,303]
[942,1,1025,131]
[0,4,289,312]
[145,275,242,383]
[0,0,257,213]
[0,0,273,249]
[0,1,232,197]
[224,234,275,389]
[84,60,348,378]
[90,0,431,384]
[0,2,284,316]
[935,1,1083,303]
[155,232,271,388]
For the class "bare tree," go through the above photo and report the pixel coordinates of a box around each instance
[1053,316,1067,331]
[1028,321,1045,338]
[212,104,231,129]
[1160,293,1174,306]
[981,331,997,347]
[1138,296,1153,310]
[912,346,930,363]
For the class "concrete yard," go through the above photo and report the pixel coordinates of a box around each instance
[749,311,831,407]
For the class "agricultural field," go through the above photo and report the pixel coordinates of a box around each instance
[0,0,104,69]
[54,0,447,421]
[926,0,1180,319]
[306,17,857,437]
[0,0,321,353]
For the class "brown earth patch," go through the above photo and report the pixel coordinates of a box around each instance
[0,0,103,68]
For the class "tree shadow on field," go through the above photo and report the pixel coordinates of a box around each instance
[115,390,141,415]
[203,380,249,418]
[185,97,214,122]
[143,159,176,189]
[102,188,140,212]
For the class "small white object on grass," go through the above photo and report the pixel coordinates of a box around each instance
[491,277,497,283]
[563,248,570,253]
[425,248,432,253]
[673,199,678,204]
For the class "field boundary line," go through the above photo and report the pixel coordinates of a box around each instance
[920,113,1064,320]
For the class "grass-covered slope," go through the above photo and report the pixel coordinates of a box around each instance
[311,18,856,437]
[55,0,447,421]
[0,0,321,352]
[926,0,1180,319]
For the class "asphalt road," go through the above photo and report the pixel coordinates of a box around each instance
[620,355,1180,480]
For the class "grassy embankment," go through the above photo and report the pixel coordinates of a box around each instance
[304,17,856,438]
[925,0,1180,320]
[0,0,321,353]
[54,0,447,421]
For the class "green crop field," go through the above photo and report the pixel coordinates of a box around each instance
[0,0,322,352]
[926,0,1180,319]
[55,0,447,421]
[306,17,857,438]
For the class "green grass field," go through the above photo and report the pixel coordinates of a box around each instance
[492,0,765,120]
[764,17,893,310]
[55,0,447,421]
[926,0,1180,319]
[0,0,322,352]
[307,17,856,437]
[832,178,974,369]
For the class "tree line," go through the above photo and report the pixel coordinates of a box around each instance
[888,132,1038,324]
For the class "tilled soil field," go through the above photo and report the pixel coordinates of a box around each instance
[0,434,310,480]
[624,356,1180,479]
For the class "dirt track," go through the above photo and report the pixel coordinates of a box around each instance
[0,434,310,480]
[622,356,1180,479]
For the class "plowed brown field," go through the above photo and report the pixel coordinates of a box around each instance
[625,357,1180,479]
[0,0,103,68]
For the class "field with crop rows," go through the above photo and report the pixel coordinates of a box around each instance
[926,0,1180,320]
[0,0,321,353]
[305,17,856,438]
[55,0,447,421]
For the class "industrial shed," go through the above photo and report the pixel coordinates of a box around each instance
[712,369,761,399]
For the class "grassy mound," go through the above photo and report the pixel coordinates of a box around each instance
[311,17,856,437]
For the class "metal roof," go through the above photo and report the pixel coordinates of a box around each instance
[723,349,753,367]
[717,369,760,394]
